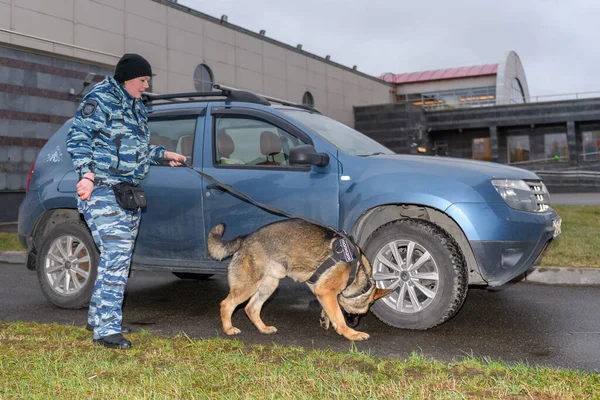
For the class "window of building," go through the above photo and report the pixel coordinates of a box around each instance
[507,135,530,163]
[193,63,214,92]
[544,133,568,162]
[582,131,600,161]
[399,86,496,110]
[302,91,314,107]
[433,140,448,156]
[457,87,496,108]
[472,138,492,161]
[509,78,525,104]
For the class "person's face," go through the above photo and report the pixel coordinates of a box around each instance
[123,76,151,99]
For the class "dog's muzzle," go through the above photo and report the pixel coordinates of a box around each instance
[342,310,361,328]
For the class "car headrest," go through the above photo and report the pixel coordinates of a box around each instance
[176,135,193,157]
[150,135,174,151]
[217,131,235,158]
[260,131,282,156]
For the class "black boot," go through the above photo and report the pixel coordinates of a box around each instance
[86,324,132,334]
[93,333,132,349]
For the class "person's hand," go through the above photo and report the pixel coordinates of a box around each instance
[77,173,95,201]
[164,151,187,166]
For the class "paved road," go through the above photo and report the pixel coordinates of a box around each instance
[2,263,600,372]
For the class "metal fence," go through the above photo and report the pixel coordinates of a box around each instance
[524,91,600,103]
[535,170,600,189]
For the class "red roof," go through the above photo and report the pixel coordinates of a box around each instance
[381,64,498,84]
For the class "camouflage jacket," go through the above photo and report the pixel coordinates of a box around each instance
[66,75,165,184]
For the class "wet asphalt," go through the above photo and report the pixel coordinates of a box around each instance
[1,262,599,372]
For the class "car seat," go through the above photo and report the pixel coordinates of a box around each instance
[217,131,244,165]
[217,131,234,158]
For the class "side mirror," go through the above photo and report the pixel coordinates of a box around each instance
[289,145,329,167]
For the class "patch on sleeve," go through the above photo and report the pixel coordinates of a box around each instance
[81,99,98,118]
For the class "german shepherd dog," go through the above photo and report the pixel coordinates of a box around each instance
[208,219,391,341]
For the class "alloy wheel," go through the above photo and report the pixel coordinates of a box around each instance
[372,239,440,314]
[43,235,92,296]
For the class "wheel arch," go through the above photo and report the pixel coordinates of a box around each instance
[351,204,486,285]
[28,208,86,271]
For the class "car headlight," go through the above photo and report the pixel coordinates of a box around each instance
[491,179,539,212]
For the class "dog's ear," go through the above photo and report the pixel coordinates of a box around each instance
[372,288,393,301]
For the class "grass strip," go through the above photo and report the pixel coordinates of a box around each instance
[537,205,600,267]
[0,322,598,399]
[0,232,22,252]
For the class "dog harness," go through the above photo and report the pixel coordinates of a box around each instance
[306,235,371,296]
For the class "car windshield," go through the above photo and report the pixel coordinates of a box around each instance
[279,109,395,156]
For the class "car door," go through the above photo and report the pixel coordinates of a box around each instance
[133,109,208,266]
[200,106,340,243]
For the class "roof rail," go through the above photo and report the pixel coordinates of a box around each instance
[214,84,320,113]
[142,85,319,112]
[142,87,271,106]
[142,90,227,103]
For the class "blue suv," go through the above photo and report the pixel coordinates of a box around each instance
[18,87,562,330]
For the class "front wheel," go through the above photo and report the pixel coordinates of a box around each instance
[36,220,99,309]
[365,219,468,330]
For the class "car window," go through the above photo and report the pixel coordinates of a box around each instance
[214,115,305,166]
[148,117,198,164]
[279,109,394,156]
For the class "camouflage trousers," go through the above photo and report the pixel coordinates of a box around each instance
[78,185,140,339]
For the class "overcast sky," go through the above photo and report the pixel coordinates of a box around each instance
[178,0,600,99]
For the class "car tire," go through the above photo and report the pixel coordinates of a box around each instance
[36,220,99,309]
[172,272,213,280]
[365,219,468,330]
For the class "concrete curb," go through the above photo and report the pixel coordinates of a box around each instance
[1,251,599,286]
[522,266,600,286]
[1,251,26,264]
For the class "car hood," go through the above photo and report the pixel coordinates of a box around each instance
[336,153,543,208]
[365,154,539,181]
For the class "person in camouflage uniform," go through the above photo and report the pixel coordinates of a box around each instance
[66,54,186,349]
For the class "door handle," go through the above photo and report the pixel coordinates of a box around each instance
[206,184,224,191]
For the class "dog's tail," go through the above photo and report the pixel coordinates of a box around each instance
[207,224,244,260]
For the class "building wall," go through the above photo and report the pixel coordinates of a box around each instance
[354,103,427,154]
[356,97,600,169]
[0,46,112,191]
[429,128,490,159]
[0,0,392,128]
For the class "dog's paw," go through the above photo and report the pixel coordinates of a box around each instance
[259,326,278,334]
[224,327,241,335]
[319,314,330,330]
[344,330,370,341]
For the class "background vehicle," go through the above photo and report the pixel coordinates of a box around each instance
[18,88,561,329]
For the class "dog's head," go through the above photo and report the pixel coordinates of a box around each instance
[338,252,391,326]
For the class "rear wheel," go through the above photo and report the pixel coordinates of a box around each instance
[365,219,468,330]
[36,220,98,309]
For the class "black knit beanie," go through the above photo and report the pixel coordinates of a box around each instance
[114,53,152,83]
